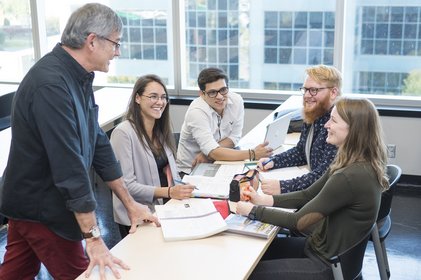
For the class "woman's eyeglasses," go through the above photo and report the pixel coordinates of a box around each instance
[142,95,168,103]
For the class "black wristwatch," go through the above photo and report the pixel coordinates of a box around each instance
[248,206,258,220]
[82,225,101,239]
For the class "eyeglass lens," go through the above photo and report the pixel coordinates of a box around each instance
[206,87,229,98]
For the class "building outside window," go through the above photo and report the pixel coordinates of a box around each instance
[1,0,421,102]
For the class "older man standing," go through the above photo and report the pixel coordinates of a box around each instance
[0,3,158,280]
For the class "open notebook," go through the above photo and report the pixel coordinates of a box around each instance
[183,163,245,199]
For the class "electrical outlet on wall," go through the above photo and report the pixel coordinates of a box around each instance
[387,144,396,158]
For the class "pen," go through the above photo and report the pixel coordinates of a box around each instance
[174,179,199,190]
[262,158,272,168]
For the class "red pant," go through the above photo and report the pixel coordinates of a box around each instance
[0,219,89,280]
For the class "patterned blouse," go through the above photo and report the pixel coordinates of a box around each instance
[271,110,337,193]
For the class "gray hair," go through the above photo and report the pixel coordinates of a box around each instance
[61,3,123,49]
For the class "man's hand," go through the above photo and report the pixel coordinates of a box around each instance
[126,202,160,234]
[253,142,273,160]
[256,157,274,171]
[191,152,211,168]
[84,238,129,280]
[260,179,281,195]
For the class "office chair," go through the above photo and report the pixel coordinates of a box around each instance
[371,164,402,280]
[0,91,15,131]
[173,132,181,151]
[329,223,375,280]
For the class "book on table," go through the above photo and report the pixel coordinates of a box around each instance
[183,163,245,199]
[225,214,279,239]
[154,198,228,241]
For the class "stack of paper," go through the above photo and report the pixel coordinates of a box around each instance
[154,199,228,241]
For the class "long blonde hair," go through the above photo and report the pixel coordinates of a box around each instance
[329,98,389,190]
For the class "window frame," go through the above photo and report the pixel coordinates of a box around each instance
[1,0,420,110]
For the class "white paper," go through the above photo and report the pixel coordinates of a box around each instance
[155,199,228,241]
[259,166,309,181]
[182,175,232,199]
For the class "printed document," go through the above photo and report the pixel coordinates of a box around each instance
[155,199,228,241]
[259,166,309,181]
[183,163,245,199]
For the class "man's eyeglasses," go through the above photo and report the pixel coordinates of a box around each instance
[299,87,333,96]
[202,86,229,98]
[98,36,121,50]
[142,95,168,103]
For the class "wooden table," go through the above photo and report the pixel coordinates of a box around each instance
[76,199,277,280]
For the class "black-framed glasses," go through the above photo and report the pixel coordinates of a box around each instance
[98,36,121,50]
[142,95,168,103]
[202,86,229,98]
[299,87,333,96]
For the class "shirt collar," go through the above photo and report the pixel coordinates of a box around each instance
[53,43,94,86]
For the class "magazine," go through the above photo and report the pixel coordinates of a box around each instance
[225,214,279,239]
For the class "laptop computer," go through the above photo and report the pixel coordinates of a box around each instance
[264,113,292,150]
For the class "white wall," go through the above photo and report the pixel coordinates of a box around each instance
[170,105,421,176]
[380,116,421,176]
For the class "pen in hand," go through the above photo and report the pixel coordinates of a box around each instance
[261,158,272,169]
[174,179,199,190]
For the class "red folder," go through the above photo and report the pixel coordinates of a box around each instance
[213,200,231,219]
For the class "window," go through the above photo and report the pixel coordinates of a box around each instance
[0,0,34,82]
[1,0,421,106]
[348,2,421,97]
[40,0,174,87]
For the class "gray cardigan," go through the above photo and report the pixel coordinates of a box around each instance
[110,120,180,225]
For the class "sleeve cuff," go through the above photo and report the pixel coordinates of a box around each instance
[66,192,97,213]
[96,161,123,182]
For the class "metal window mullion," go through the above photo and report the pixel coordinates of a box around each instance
[30,0,48,61]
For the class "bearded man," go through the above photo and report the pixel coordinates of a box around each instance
[257,65,341,195]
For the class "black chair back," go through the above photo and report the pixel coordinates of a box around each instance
[378,165,402,222]
[0,91,15,131]
[173,132,181,151]
[330,224,376,280]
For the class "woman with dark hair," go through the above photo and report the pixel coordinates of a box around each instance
[237,97,389,279]
[110,74,194,238]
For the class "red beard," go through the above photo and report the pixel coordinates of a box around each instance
[302,94,331,124]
